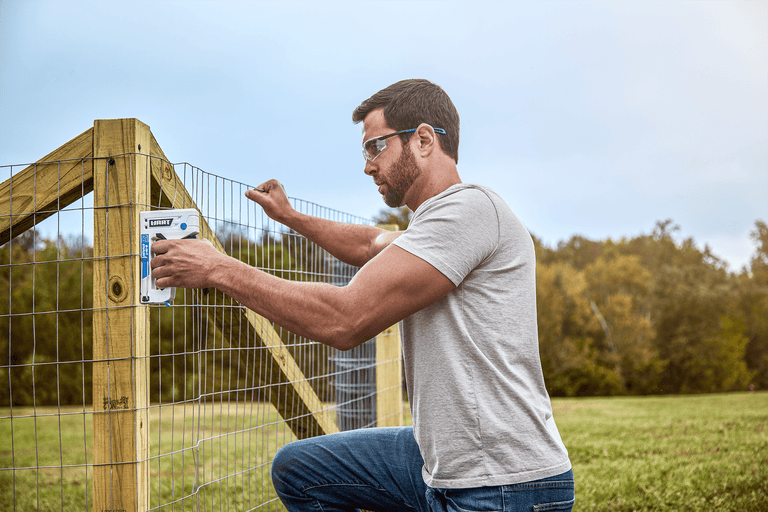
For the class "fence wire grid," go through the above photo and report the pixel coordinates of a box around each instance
[0,154,403,511]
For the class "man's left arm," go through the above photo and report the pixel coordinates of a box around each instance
[150,238,454,350]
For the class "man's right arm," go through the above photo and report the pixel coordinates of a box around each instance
[245,180,401,267]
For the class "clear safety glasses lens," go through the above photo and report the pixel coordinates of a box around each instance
[361,127,445,162]
[363,138,388,162]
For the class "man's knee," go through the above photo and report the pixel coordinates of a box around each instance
[271,441,304,493]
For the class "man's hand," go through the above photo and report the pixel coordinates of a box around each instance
[150,238,227,290]
[245,179,294,224]
[244,178,400,267]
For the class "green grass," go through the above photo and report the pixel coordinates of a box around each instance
[2,393,766,511]
[549,393,768,511]
[0,401,295,511]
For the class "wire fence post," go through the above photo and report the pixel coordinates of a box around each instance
[92,119,152,512]
[375,224,403,428]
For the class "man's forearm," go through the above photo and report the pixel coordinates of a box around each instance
[246,181,400,266]
[151,228,452,352]
[211,255,364,350]
[281,209,395,267]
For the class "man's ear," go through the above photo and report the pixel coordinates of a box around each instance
[414,123,438,157]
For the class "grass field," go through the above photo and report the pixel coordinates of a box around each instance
[551,392,768,511]
[0,401,296,511]
[1,392,766,511]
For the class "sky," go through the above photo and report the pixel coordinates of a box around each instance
[0,0,766,272]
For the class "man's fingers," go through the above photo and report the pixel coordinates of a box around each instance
[255,180,284,195]
[245,186,267,202]
[150,240,177,270]
[262,179,282,190]
[245,189,262,201]
[245,180,286,205]
[151,239,171,255]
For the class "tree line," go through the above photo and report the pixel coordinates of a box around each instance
[1,216,766,406]
[535,220,766,396]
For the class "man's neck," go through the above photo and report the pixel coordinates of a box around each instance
[406,163,462,211]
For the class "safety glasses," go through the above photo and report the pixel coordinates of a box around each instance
[362,127,446,162]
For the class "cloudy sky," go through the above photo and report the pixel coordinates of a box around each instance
[1,0,765,272]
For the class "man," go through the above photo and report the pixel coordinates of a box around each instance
[151,79,574,512]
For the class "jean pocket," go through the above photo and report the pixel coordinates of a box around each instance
[444,488,503,512]
[533,497,576,511]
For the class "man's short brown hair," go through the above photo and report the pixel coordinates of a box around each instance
[353,79,460,163]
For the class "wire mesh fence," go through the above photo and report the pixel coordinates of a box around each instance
[0,124,403,511]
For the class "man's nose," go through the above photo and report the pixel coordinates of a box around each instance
[363,160,376,176]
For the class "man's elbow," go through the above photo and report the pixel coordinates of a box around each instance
[312,285,387,351]
[318,319,372,352]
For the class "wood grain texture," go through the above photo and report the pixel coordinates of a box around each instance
[375,224,404,428]
[376,323,403,427]
[92,119,152,512]
[0,127,93,245]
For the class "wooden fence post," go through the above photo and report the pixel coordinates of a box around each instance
[375,224,403,427]
[92,118,151,512]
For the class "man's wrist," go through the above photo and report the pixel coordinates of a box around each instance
[278,208,307,234]
[207,253,245,293]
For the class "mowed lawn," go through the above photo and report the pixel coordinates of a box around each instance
[549,392,768,511]
[1,392,766,511]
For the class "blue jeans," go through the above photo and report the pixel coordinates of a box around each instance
[271,426,575,512]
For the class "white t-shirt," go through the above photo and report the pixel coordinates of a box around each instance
[392,183,571,489]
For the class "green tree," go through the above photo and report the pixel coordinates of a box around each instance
[536,261,621,396]
[625,221,750,393]
[741,220,768,389]
[535,219,755,396]
[540,235,606,271]
[584,253,660,394]
[0,232,93,406]
[373,206,411,230]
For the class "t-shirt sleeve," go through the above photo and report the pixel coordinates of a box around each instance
[392,188,499,286]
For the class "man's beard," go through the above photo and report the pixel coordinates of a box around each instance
[383,143,421,207]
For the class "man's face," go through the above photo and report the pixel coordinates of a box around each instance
[362,110,422,208]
